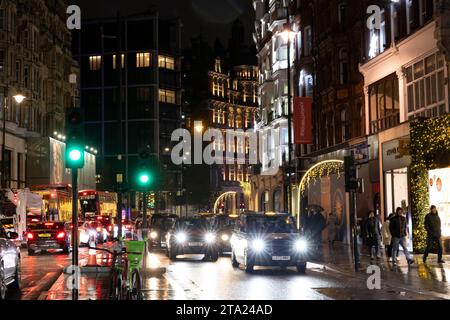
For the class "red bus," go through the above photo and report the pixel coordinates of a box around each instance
[78,190,117,221]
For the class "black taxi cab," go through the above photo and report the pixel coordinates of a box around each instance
[230,212,308,273]
[149,214,178,247]
[213,213,239,254]
[165,215,219,262]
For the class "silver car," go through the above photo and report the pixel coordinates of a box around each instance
[0,222,21,300]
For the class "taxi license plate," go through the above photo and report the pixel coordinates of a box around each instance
[38,234,52,238]
[272,256,290,261]
[188,242,203,247]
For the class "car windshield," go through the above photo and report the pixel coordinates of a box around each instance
[178,219,209,230]
[151,216,177,230]
[29,222,65,230]
[247,216,297,234]
[0,218,13,225]
[216,216,236,228]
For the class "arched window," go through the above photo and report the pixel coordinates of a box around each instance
[228,108,235,127]
[260,191,268,212]
[273,189,281,212]
[339,48,348,85]
[339,106,349,142]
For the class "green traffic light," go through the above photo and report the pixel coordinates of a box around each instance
[69,149,82,161]
[140,174,150,184]
[65,144,85,169]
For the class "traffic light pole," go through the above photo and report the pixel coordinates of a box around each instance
[142,191,148,238]
[71,168,79,300]
[350,190,360,271]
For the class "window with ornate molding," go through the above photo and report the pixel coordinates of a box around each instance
[228,109,235,128]
[369,73,399,134]
[406,53,447,119]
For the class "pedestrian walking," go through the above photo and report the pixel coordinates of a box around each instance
[423,205,445,264]
[389,207,414,265]
[364,210,381,260]
[327,212,339,248]
[381,213,395,261]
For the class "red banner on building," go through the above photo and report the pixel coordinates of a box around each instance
[293,97,313,144]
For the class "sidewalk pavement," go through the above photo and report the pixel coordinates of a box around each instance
[316,242,450,299]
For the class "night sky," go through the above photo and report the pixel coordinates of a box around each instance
[71,0,255,48]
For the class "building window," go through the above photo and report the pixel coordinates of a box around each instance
[159,89,176,104]
[15,60,20,82]
[0,50,4,72]
[273,189,281,212]
[340,107,349,142]
[89,56,101,71]
[215,58,221,73]
[304,25,312,57]
[368,10,386,59]
[159,55,175,70]
[338,3,346,25]
[229,165,236,181]
[24,66,29,88]
[406,53,447,119]
[136,52,151,68]
[339,48,348,85]
[0,9,4,31]
[228,110,235,127]
[369,73,400,134]
[113,54,124,69]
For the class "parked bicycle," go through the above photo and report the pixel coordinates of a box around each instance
[89,239,146,300]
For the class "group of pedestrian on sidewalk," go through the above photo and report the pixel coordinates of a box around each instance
[362,205,445,265]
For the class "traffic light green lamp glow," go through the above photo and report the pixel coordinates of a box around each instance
[65,144,85,169]
[137,171,153,189]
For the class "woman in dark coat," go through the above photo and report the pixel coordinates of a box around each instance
[365,210,381,260]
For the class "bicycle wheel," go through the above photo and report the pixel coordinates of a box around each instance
[128,269,143,300]
[108,269,118,300]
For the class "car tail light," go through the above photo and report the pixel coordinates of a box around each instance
[45,222,54,226]
[96,227,102,232]
[31,218,39,222]
[97,216,103,220]
[27,232,34,240]
[56,232,66,239]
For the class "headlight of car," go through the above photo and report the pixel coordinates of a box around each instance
[221,234,229,241]
[252,239,265,252]
[150,231,158,239]
[175,232,187,243]
[295,239,308,252]
[205,232,216,243]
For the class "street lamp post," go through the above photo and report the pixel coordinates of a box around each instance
[2,86,26,189]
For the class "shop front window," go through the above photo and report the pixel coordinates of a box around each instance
[385,167,409,217]
[428,168,450,237]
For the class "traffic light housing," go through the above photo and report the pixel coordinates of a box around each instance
[344,155,358,192]
[65,108,85,169]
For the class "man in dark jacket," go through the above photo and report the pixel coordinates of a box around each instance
[423,205,445,264]
[389,207,414,265]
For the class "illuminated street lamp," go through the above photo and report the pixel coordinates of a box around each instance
[2,89,26,188]
[195,122,204,133]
